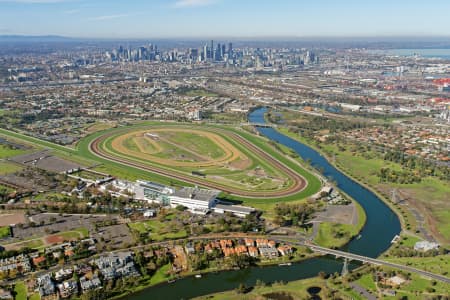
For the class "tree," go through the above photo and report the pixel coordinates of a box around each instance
[236,283,247,294]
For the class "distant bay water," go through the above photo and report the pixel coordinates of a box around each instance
[370,49,450,59]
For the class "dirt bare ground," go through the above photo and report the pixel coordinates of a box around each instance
[0,212,26,226]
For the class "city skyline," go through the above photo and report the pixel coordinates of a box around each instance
[1,0,450,38]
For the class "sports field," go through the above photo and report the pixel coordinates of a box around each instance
[91,124,314,198]
[0,124,321,203]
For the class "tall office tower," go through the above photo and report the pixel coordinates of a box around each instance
[190,48,199,61]
[203,44,208,61]
[221,44,226,60]
[210,40,214,61]
[228,42,233,56]
[216,43,221,61]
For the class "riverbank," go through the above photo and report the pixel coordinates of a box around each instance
[192,277,335,300]
[258,125,367,249]
[114,249,321,300]
[125,107,400,299]
[276,126,405,240]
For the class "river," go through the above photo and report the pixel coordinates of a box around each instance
[127,107,401,300]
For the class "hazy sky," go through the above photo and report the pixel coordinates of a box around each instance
[1,0,450,38]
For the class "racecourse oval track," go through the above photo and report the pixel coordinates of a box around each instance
[89,127,308,198]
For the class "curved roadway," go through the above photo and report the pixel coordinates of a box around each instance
[89,127,307,198]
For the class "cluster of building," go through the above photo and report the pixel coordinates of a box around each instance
[35,251,138,298]
[90,251,139,281]
[0,254,31,277]
[414,241,440,252]
[0,238,97,282]
[103,179,256,217]
[336,124,449,163]
[188,238,293,259]
[103,41,318,69]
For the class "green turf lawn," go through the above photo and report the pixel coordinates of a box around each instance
[384,255,450,276]
[14,281,27,300]
[85,122,114,133]
[0,161,22,175]
[355,274,377,292]
[149,263,173,284]
[0,226,10,238]
[122,135,141,152]
[129,218,187,242]
[0,144,26,159]
[192,277,354,300]
[132,135,159,154]
[397,234,421,248]
[313,199,366,248]
[315,222,358,248]
[59,228,89,240]
[163,131,226,159]
[21,239,44,249]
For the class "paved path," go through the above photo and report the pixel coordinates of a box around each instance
[349,282,377,300]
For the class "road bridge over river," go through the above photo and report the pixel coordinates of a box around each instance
[270,236,450,284]
[302,241,450,284]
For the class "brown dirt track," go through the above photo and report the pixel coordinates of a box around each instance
[90,128,307,198]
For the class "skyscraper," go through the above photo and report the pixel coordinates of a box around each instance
[203,44,208,62]
[221,44,226,60]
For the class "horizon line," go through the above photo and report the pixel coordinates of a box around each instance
[2,34,450,41]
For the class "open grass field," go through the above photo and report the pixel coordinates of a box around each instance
[129,214,188,242]
[149,263,174,285]
[315,222,359,248]
[85,121,116,133]
[4,238,44,251]
[111,128,237,166]
[0,226,10,238]
[0,144,26,158]
[45,228,89,244]
[0,161,22,175]
[314,200,366,248]
[14,281,27,300]
[384,255,450,276]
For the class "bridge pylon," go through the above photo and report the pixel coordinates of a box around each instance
[341,258,349,276]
